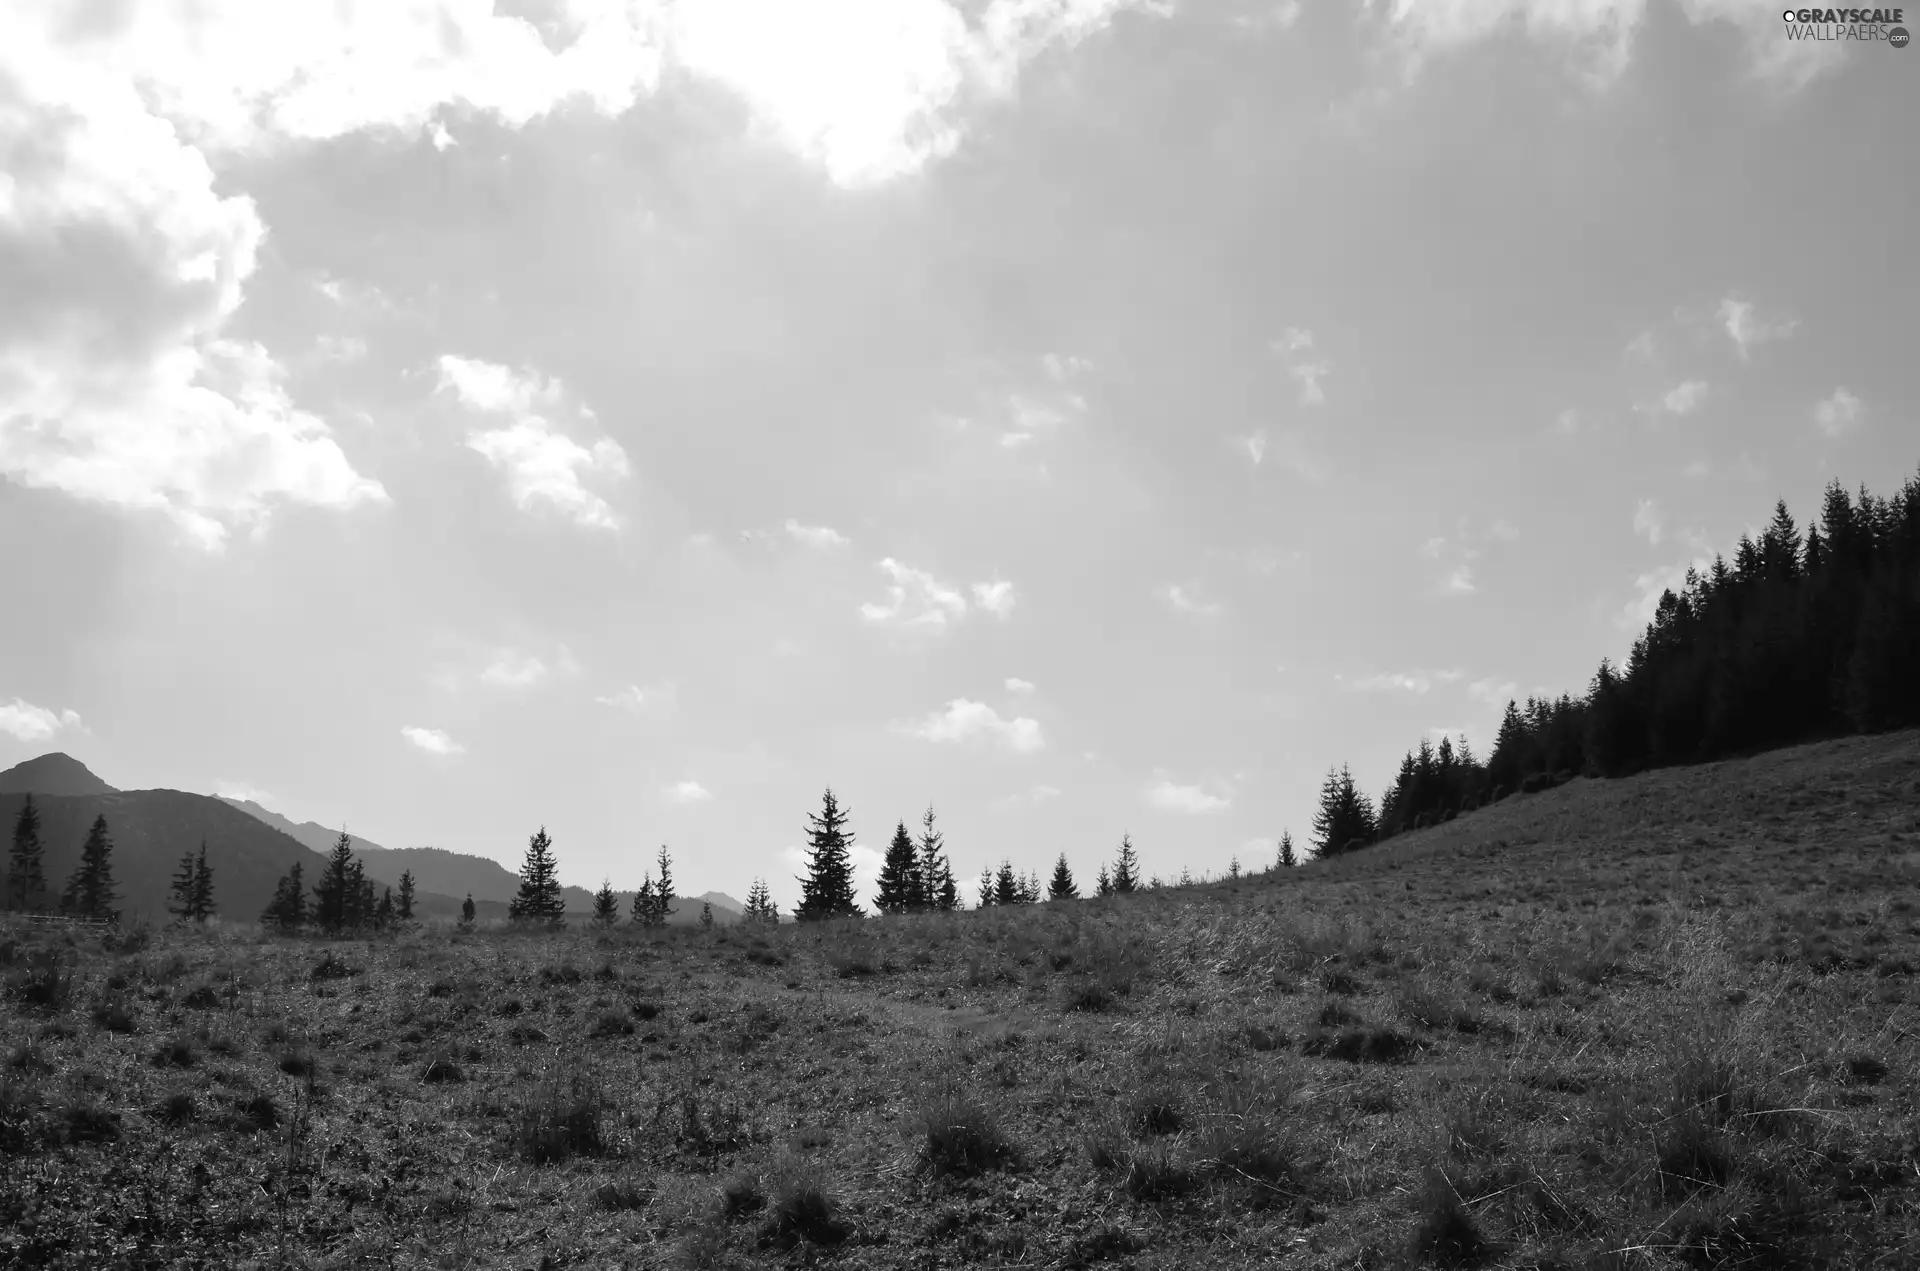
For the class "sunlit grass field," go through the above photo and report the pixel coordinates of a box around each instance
[3,730,1917,1269]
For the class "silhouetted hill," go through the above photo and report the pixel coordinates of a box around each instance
[217,797,743,925]
[0,752,117,797]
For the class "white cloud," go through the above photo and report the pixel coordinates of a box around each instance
[1145,776,1230,814]
[1552,409,1581,436]
[1487,520,1519,543]
[436,356,565,416]
[1268,327,1330,405]
[1619,545,1718,631]
[1004,677,1036,694]
[596,681,678,717]
[1161,585,1223,617]
[1041,353,1091,382]
[400,726,463,756]
[992,783,1062,809]
[1813,388,1863,438]
[1717,297,1796,361]
[0,699,84,743]
[972,579,1017,618]
[1346,671,1436,694]
[1633,498,1663,546]
[314,335,368,364]
[214,780,274,804]
[481,652,549,689]
[440,356,629,529]
[1467,678,1519,708]
[428,120,456,151]
[662,780,712,804]
[1624,330,1658,364]
[1657,380,1710,417]
[1290,360,1331,406]
[904,699,1044,754]
[1240,431,1268,466]
[784,519,849,548]
[1271,327,1314,356]
[860,558,970,629]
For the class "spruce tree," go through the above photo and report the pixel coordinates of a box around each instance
[377,887,395,927]
[262,862,306,930]
[191,842,215,921]
[169,849,198,923]
[397,870,415,921]
[631,874,657,927]
[794,788,861,921]
[1311,765,1376,856]
[1278,830,1297,869]
[1111,834,1139,894]
[314,830,355,932]
[1047,853,1078,900]
[1095,863,1113,897]
[654,845,676,922]
[60,814,119,922]
[744,877,779,926]
[7,794,47,913]
[1018,870,1042,904]
[976,863,996,908]
[345,857,369,928]
[700,901,714,928]
[460,893,476,926]
[994,860,1020,906]
[874,820,920,914]
[591,879,620,927]
[917,807,956,912]
[508,826,565,925]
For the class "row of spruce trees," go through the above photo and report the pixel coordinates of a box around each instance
[4,797,221,925]
[1298,467,1920,858]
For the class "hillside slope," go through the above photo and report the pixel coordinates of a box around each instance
[0,752,116,797]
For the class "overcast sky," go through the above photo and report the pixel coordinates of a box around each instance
[1,0,1914,906]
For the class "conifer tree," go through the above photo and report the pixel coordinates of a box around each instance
[314,830,355,932]
[1278,830,1297,869]
[60,814,119,922]
[7,794,47,913]
[976,863,996,908]
[508,826,565,925]
[460,893,476,926]
[632,875,658,926]
[994,860,1020,906]
[377,887,395,927]
[261,862,306,930]
[744,878,779,926]
[654,845,676,922]
[1095,863,1113,897]
[1310,765,1376,857]
[917,807,956,911]
[794,787,861,921]
[873,820,920,914]
[1019,870,1042,904]
[397,870,415,921]
[191,842,215,921]
[700,901,714,928]
[592,879,620,927]
[170,850,198,923]
[345,857,369,928]
[1111,834,1139,894]
[1047,852,1078,900]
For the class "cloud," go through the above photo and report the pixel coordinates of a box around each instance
[1420,522,1510,597]
[0,699,84,743]
[992,783,1062,809]
[314,335,368,364]
[784,519,849,548]
[662,780,712,804]
[1161,584,1223,617]
[1717,297,1797,361]
[480,652,549,689]
[1269,327,1330,405]
[1813,388,1864,438]
[972,579,1017,618]
[1552,409,1581,436]
[860,558,971,629]
[400,726,463,756]
[1004,677,1036,694]
[904,699,1044,754]
[1633,498,1663,546]
[1656,380,1710,417]
[596,681,678,717]
[1440,566,1476,595]
[440,356,630,530]
[1145,776,1230,814]
[1240,431,1268,466]
[1041,353,1091,382]
[1345,671,1436,694]
[214,780,274,804]
[1467,678,1519,708]
[1619,544,1718,632]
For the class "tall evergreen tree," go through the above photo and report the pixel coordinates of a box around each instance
[1047,853,1078,900]
[1095,863,1113,897]
[1111,834,1139,894]
[1310,765,1376,856]
[345,857,369,929]
[508,826,565,925]
[994,860,1021,906]
[976,863,996,908]
[654,845,677,922]
[632,875,659,926]
[60,814,119,922]
[744,877,779,926]
[7,794,47,913]
[169,850,198,922]
[1278,830,1297,869]
[261,862,306,929]
[191,842,215,921]
[591,879,620,926]
[917,806,956,912]
[873,820,920,914]
[397,870,416,921]
[376,887,395,927]
[794,788,861,920]
[700,901,714,928]
[314,830,355,932]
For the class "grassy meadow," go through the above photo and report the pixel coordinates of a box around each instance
[3,729,1917,1270]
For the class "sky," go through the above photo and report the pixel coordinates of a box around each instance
[2,0,1915,907]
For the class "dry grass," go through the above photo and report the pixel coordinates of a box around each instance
[0,729,1916,1268]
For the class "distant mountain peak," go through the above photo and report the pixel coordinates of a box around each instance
[0,752,117,797]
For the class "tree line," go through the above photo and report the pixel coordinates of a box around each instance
[1296,465,1920,859]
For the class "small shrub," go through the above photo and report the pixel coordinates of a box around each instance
[91,997,136,1034]
[539,963,583,986]
[591,1009,636,1039]
[157,1091,196,1124]
[1303,1022,1420,1064]
[1064,977,1116,1012]
[759,1161,852,1250]
[515,1072,605,1164]
[231,1093,279,1134]
[1125,1089,1184,1137]
[278,1045,316,1078]
[149,1037,197,1069]
[631,999,662,1021]
[720,1171,766,1218]
[310,951,355,980]
[420,1049,466,1083]
[913,1094,1018,1177]
[506,1023,548,1045]
[590,1178,653,1212]
[1119,1141,1197,1200]
[1409,1169,1492,1267]
[181,985,220,1009]
[64,1099,121,1144]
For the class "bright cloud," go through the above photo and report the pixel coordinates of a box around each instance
[1240,431,1268,466]
[481,652,549,689]
[440,356,630,530]
[1161,585,1223,617]
[662,780,712,804]
[400,726,463,756]
[595,682,678,717]
[1717,297,1797,360]
[1004,677,1036,694]
[1656,380,1710,417]
[1346,672,1435,694]
[1813,388,1864,438]
[214,780,274,804]
[904,699,1044,754]
[1467,678,1519,708]
[1145,776,1230,814]
[1633,498,1663,546]
[0,699,84,743]
[860,558,971,629]
[784,519,849,548]
[972,579,1017,618]
[1270,327,1330,405]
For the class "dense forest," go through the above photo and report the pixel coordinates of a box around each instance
[1310,466,1920,855]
